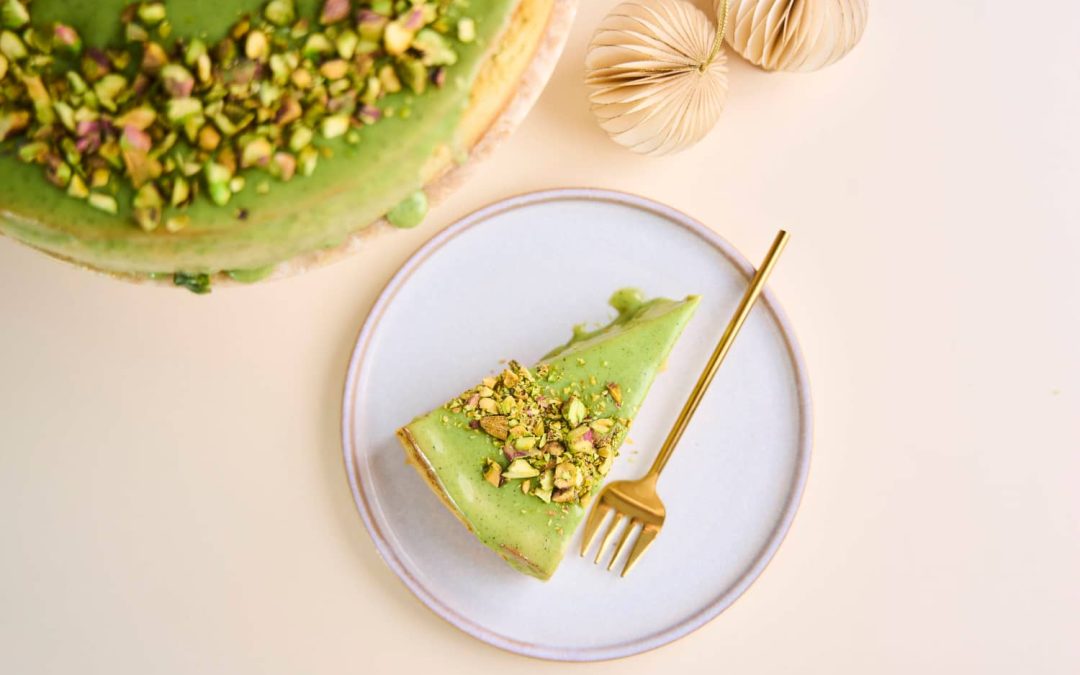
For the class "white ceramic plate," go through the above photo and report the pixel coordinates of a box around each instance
[342,189,811,661]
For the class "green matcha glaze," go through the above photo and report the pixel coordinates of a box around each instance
[0,0,519,274]
[403,292,700,579]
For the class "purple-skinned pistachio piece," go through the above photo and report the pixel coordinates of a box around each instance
[52,23,82,53]
[320,0,350,25]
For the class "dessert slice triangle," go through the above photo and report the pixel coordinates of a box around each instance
[397,290,699,580]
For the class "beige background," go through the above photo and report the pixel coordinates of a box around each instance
[2,1,1078,672]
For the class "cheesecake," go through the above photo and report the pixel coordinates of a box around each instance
[0,0,556,289]
[397,289,699,579]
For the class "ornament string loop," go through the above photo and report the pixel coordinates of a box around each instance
[705,0,729,68]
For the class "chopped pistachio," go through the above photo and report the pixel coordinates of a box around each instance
[245,29,269,61]
[22,75,54,126]
[479,415,510,441]
[563,396,587,427]
[376,64,402,93]
[270,151,296,181]
[514,436,539,452]
[171,176,190,207]
[67,174,89,199]
[161,64,195,98]
[198,124,221,151]
[0,108,28,140]
[90,168,110,188]
[45,160,72,188]
[125,22,150,43]
[204,162,233,206]
[552,489,577,504]
[133,183,164,231]
[590,418,615,436]
[183,38,206,66]
[165,214,190,233]
[4,33,32,62]
[543,441,565,457]
[326,58,354,80]
[264,0,296,26]
[65,71,87,93]
[0,0,28,30]
[302,33,333,58]
[116,107,157,130]
[137,3,167,25]
[88,193,118,214]
[240,136,273,168]
[93,74,128,111]
[297,146,318,176]
[414,29,457,66]
[52,102,76,131]
[398,58,427,94]
[482,458,503,488]
[457,18,476,43]
[503,459,540,480]
[319,0,350,25]
[335,30,359,59]
[52,23,83,53]
[607,382,623,406]
[383,21,414,55]
[539,469,555,492]
[289,66,313,89]
[16,140,47,163]
[553,462,581,490]
[320,114,350,138]
[120,125,163,188]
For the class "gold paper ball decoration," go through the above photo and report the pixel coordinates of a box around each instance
[586,0,729,156]
[724,0,868,72]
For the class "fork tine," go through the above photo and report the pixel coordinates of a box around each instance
[593,512,624,564]
[621,523,660,577]
[580,500,611,557]
[606,518,638,571]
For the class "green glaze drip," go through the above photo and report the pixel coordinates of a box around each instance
[226,265,276,283]
[611,287,646,314]
[543,287,672,361]
[386,190,428,229]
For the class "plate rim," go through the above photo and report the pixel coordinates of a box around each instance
[341,187,814,662]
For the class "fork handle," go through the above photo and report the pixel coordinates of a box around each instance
[647,230,790,478]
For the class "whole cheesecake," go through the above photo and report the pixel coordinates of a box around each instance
[0,0,557,287]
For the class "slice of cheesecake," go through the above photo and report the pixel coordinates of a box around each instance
[397,289,699,580]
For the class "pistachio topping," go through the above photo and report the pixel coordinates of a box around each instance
[0,0,471,238]
[448,361,628,506]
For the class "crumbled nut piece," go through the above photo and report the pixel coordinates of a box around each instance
[479,415,509,441]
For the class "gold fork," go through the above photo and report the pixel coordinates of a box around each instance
[580,230,790,576]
